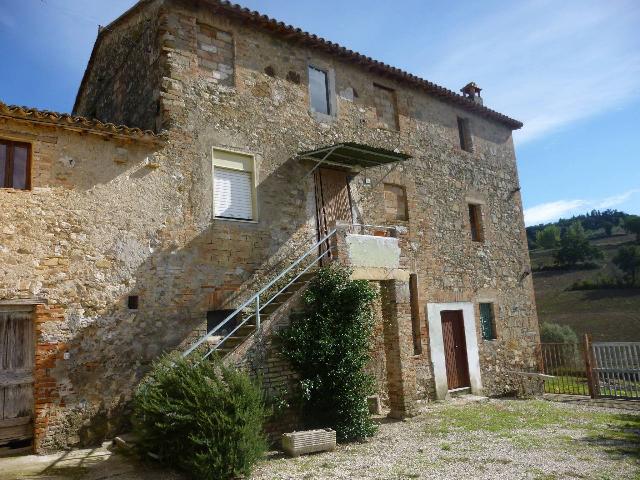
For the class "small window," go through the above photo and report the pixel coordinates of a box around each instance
[374,84,399,130]
[0,139,31,190]
[457,117,473,152]
[468,203,484,242]
[127,295,139,310]
[308,66,330,115]
[479,303,496,340]
[207,309,236,333]
[383,183,408,221]
[213,148,256,221]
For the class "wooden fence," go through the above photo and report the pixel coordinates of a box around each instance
[538,336,640,400]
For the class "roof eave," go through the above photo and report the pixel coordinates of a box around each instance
[0,103,160,143]
[72,0,524,131]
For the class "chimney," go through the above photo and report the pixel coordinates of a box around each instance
[461,82,483,105]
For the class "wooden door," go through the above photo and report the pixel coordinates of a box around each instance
[314,168,353,261]
[440,310,470,390]
[0,309,34,451]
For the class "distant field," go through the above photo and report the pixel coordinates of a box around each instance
[530,233,640,342]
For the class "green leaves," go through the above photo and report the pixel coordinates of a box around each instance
[132,354,267,480]
[277,265,378,441]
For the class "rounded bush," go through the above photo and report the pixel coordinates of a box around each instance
[132,354,267,480]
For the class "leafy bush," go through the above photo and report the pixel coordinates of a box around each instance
[539,322,578,344]
[277,265,378,441]
[132,354,267,480]
[613,245,640,286]
[535,225,560,249]
[624,215,640,243]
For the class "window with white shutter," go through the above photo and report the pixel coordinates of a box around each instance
[212,148,256,221]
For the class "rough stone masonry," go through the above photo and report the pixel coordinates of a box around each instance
[0,0,540,453]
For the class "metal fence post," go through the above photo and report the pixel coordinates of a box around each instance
[583,334,595,398]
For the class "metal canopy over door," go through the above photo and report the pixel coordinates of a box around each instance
[314,167,353,261]
[0,308,34,454]
[440,310,471,390]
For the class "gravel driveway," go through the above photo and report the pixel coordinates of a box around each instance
[2,397,638,480]
[252,397,639,480]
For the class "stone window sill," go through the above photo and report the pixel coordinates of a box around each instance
[213,216,259,225]
[373,123,400,133]
[309,110,336,123]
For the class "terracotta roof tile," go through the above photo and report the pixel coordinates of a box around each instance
[0,101,158,141]
[210,0,523,129]
[75,0,523,130]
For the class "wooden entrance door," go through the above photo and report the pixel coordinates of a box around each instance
[0,309,34,452]
[440,310,471,390]
[314,168,353,261]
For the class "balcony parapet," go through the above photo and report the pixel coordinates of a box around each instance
[332,222,411,281]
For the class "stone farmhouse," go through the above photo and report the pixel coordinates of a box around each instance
[0,0,540,454]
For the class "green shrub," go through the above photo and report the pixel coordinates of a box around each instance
[539,322,578,344]
[132,354,267,480]
[568,274,628,291]
[277,265,378,441]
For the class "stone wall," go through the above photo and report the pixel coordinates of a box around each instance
[154,0,539,400]
[1,0,539,452]
[73,0,164,131]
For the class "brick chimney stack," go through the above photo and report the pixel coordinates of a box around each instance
[461,82,483,105]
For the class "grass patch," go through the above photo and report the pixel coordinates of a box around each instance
[427,400,568,434]
[423,399,640,461]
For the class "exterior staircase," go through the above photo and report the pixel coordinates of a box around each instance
[183,228,337,361]
[216,271,316,356]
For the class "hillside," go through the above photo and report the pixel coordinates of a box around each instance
[528,211,640,342]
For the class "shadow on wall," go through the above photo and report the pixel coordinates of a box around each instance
[45,155,322,448]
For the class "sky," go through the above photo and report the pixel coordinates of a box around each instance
[1,0,639,226]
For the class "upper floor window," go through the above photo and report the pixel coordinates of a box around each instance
[308,66,330,115]
[479,302,497,340]
[212,148,256,221]
[383,183,408,221]
[0,139,31,190]
[457,117,473,152]
[468,203,484,242]
[374,84,399,130]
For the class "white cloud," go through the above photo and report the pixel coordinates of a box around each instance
[595,190,640,210]
[524,199,588,226]
[524,190,640,225]
[422,0,640,144]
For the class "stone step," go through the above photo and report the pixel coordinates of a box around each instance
[447,387,472,398]
[261,302,284,315]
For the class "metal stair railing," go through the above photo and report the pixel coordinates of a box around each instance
[183,228,338,360]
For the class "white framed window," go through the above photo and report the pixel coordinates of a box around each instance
[212,148,257,221]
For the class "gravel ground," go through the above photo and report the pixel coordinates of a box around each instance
[2,397,637,480]
[251,397,640,480]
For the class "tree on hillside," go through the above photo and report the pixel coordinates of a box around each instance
[535,225,560,249]
[602,221,613,236]
[625,215,640,243]
[554,221,603,266]
[613,245,640,286]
